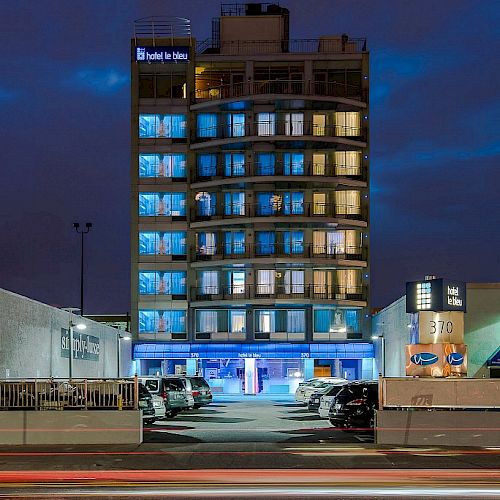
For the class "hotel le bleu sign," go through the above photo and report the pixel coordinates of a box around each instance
[406,278,466,313]
[135,46,189,63]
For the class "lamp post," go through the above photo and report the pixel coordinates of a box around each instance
[73,222,92,316]
[117,333,131,377]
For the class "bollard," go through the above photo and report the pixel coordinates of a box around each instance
[117,394,123,411]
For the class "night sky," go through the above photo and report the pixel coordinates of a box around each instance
[0,0,499,314]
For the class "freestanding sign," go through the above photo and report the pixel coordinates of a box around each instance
[406,278,466,313]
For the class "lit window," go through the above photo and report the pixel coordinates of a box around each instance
[257,112,276,136]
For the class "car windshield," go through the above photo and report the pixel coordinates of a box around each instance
[190,378,209,389]
[165,379,184,391]
[144,380,159,392]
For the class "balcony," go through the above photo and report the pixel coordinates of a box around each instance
[191,121,367,147]
[191,203,367,223]
[192,160,367,184]
[190,284,367,303]
[191,244,367,263]
[192,80,366,104]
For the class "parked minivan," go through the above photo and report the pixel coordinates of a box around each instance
[138,377,193,417]
[173,376,212,408]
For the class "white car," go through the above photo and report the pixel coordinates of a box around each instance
[318,383,348,418]
[295,377,346,404]
[151,394,166,420]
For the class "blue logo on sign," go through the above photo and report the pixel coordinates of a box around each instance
[447,352,464,366]
[410,353,439,366]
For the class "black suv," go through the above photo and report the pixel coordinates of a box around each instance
[328,381,378,430]
[138,383,155,424]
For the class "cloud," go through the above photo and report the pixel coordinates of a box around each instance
[68,68,129,94]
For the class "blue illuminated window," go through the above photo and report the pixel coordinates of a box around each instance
[197,154,217,177]
[224,153,245,176]
[283,152,304,175]
[139,114,187,138]
[139,153,186,178]
[139,310,186,333]
[224,192,245,215]
[256,153,275,175]
[256,231,275,254]
[227,113,245,137]
[282,231,304,254]
[139,231,186,255]
[139,193,186,217]
[283,192,304,214]
[139,271,186,295]
[196,192,217,216]
[197,113,218,137]
[313,308,359,334]
[196,232,217,255]
[224,231,245,255]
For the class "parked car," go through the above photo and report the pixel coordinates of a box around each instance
[308,383,347,413]
[172,376,212,408]
[138,377,193,417]
[138,383,155,424]
[328,381,378,429]
[295,377,346,404]
[151,394,166,420]
[318,384,347,418]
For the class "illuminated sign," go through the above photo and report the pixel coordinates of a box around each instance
[406,343,467,376]
[135,46,189,63]
[417,311,464,344]
[406,279,466,313]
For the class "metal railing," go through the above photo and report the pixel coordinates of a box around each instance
[193,160,366,182]
[196,37,367,55]
[193,120,365,142]
[193,80,365,102]
[192,203,366,222]
[0,379,138,411]
[134,16,191,40]
[191,284,367,302]
[191,244,367,262]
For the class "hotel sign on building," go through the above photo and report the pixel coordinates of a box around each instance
[406,279,466,313]
[135,46,189,63]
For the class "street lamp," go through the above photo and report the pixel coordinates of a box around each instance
[117,333,131,377]
[73,222,92,316]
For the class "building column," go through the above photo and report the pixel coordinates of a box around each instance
[244,358,258,395]
[303,358,314,380]
[334,358,342,377]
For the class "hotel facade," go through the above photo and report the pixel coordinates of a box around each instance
[131,4,375,394]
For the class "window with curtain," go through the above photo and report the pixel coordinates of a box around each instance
[138,310,186,333]
[312,153,326,176]
[283,270,304,294]
[287,310,305,333]
[167,115,187,138]
[138,271,186,295]
[335,190,361,215]
[224,153,245,176]
[313,269,334,297]
[255,153,275,175]
[163,232,187,255]
[256,192,274,215]
[139,115,158,138]
[283,192,304,215]
[282,231,304,254]
[197,232,217,255]
[313,192,327,215]
[224,192,245,215]
[254,309,301,334]
[227,271,245,295]
[283,152,304,175]
[224,231,245,255]
[313,230,346,255]
[256,231,275,254]
[257,112,276,136]
[227,113,245,137]
[138,232,157,255]
[138,272,157,294]
[139,114,187,138]
[257,270,275,294]
[196,310,218,333]
[230,310,246,333]
[196,192,217,216]
[197,154,218,177]
[336,269,361,294]
[256,310,275,333]
[335,151,361,176]
[284,112,304,136]
[313,308,356,334]
[195,310,245,334]
[197,113,218,137]
[312,114,326,136]
[199,270,219,294]
[334,112,361,136]
[139,193,186,217]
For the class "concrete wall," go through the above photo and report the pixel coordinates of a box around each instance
[0,289,134,379]
[0,411,142,445]
[376,410,500,447]
[372,284,500,378]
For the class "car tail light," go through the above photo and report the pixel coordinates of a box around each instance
[192,390,200,397]
[346,398,366,406]
[161,391,168,401]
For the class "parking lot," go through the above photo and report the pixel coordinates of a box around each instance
[145,395,373,444]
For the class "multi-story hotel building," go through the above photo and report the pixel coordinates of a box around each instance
[131,4,375,393]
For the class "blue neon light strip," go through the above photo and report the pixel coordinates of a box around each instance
[133,343,374,360]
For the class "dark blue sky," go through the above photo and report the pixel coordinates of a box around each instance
[0,0,499,313]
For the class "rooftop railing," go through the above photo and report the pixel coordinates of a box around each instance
[134,16,191,40]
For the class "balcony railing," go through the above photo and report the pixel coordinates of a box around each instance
[192,203,366,222]
[190,284,367,302]
[191,244,367,262]
[196,38,367,56]
[193,160,366,183]
[193,80,366,102]
[193,120,366,143]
